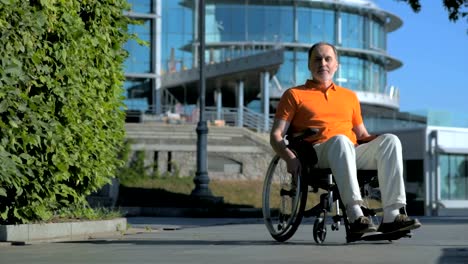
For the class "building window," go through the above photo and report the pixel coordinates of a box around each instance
[128,0,152,14]
[264,6,293,42]
[294,50,309,86]
[124,79,151,111]
[162,1,193,73]
[370,19,385,50]
[341,12,364,49]
[337,56,365,92]
[124,20,152,73]
[207,4,246,42]
[276,50,296,88]
[439,154,468,200]
[367,62,386,93]
[297,8,334,44]
[245,4,294,42]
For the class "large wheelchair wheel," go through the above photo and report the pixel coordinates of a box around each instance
[262,155,307,242]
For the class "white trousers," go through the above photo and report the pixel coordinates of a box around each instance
[312,134,406,209]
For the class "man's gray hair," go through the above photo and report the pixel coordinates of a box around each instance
[308,42,338,63]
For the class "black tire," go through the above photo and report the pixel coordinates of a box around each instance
[262,155,307,242]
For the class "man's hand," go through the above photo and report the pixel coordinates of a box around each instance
[286,157,302,178]
[353,124,378,145]
[270,118,302,179]
[357,134,378,145]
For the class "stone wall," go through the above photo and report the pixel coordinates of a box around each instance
[128,149,274,180]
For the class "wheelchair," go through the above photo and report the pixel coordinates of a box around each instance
[262,129,414,244]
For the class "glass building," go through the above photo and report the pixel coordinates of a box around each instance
[123,0,426,131]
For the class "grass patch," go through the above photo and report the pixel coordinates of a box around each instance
[33,206,123,224]
[210,179,264,208]
[122,176,195,195]
[118,176,383,214]
[119,176,323,209]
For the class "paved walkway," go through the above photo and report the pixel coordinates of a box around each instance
[0,216,467,264]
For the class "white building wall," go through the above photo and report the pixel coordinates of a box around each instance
[384,126,468,216]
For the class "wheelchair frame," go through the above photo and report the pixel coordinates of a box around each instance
[262,131,413,244]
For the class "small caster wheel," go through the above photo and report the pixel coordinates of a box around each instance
[313,217,327,244]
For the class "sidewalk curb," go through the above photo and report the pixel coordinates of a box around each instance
[0,218,127,244]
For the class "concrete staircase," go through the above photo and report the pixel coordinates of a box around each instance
[125,123,271,152]
[124,123,274,180]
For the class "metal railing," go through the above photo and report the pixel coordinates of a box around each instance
[242,107,273,132]
[204,106,273,132]
[125,92,274,132]
[205,106,238,126]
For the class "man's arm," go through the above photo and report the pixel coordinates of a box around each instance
[353,123,377,143]
[270,119,301,176]
[353,123,370,139]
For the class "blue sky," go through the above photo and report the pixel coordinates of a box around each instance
[374,0,468,126]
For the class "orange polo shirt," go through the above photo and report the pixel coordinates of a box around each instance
[275,80,363,145]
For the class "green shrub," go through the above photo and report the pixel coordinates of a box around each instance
[117,146,148,185]
[0,0,132,224]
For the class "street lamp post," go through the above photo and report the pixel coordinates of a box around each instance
[191,0,214,198]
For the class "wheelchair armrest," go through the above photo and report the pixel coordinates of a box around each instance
[288,128,319,144]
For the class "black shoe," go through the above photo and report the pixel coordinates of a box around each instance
[349,216,377,234]
[377,214,422,234]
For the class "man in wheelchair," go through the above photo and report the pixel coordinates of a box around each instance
[269,42,421,235]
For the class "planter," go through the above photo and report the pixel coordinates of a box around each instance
[0,218,126,242]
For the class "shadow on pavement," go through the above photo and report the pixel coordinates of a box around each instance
[118,186,251,209]
[437,247,468,264]
[58,238,395,247]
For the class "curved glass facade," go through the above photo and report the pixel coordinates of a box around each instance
[204,1,394,99]
[123,0,426,130]
[124,0,398,102]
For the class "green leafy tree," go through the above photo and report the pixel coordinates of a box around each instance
[398,0,467,22]
[0,0,132,224]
